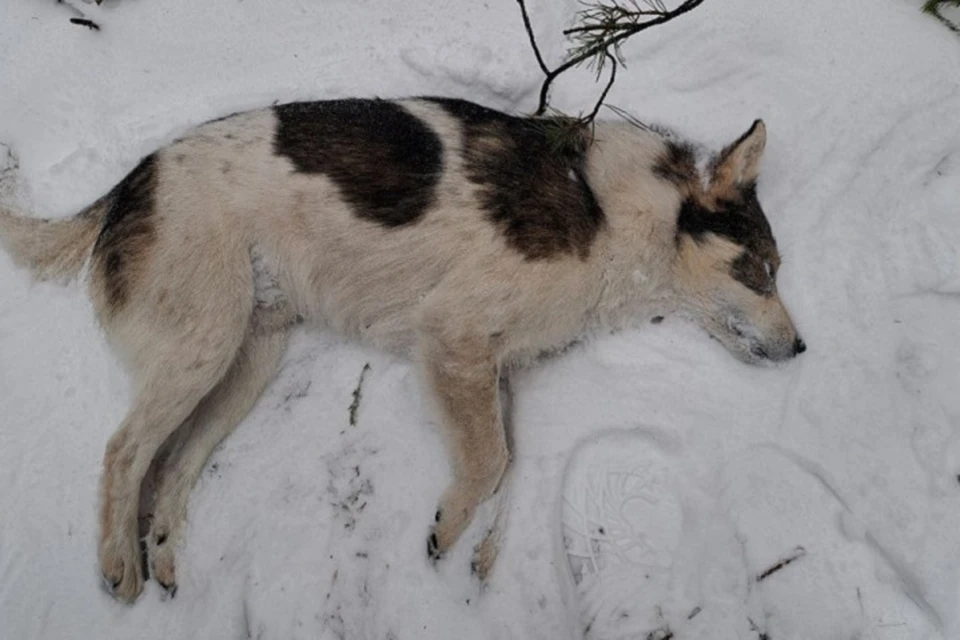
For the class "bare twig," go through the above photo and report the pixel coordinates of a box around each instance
[58,0,102,30]
[70,18,100,31]
[517,0,550,75]
[756,545,807,582]
[585,52,617,122]
[348,363,371,427]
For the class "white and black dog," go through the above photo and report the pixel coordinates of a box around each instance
[0,97,804,602]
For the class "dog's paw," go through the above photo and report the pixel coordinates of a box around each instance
[470,528,500,582]
[425,508,444,564]
[146,526,178,598]
[427,530,442,564]
[99,531,144,603]
[426,502,475,565]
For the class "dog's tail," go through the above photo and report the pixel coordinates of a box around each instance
[0,196,108,282]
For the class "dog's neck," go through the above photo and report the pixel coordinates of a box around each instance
[579,122,686,331]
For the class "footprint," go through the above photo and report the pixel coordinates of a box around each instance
[556,435,944,640]
[559,429,684,639]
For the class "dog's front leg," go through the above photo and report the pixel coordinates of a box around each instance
[420,328,508,564]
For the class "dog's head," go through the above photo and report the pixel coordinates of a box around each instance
[669,121,804,364]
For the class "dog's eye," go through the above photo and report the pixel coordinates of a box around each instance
[764,261,774,281]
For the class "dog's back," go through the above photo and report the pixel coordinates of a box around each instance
[87,98,657,357]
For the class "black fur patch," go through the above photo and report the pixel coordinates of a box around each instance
[428,98,605,261]
[93,154,159,311]
[272,99,443,228]
[653,140,697,187]
[676,183,779,296]
[730,249,775,296]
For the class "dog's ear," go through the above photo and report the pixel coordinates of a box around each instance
[713,119,766,187]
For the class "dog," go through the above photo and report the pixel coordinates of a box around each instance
[0,97,804,602]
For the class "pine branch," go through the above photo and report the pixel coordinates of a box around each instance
[516,0,706,120]
[923,0,960,33]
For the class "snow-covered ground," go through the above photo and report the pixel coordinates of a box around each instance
[1,0,958,638]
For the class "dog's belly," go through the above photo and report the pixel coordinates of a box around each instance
[249,231,450,355]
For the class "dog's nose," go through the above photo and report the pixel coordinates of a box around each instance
[793,337,806,355]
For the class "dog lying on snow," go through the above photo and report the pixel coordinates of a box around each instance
[0,97,804,602]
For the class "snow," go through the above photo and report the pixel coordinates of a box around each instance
[1,0,958,638]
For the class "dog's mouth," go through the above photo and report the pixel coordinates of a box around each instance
[714,317,776,365]
[699,313,797,366]
[748,341,769,360]
[729,321,767,359]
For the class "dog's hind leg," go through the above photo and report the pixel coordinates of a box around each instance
[469,374,516,582]
[96,245,254,602]
[145,325,289,596]
[420,326,509,565]
[99,327,246,602]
